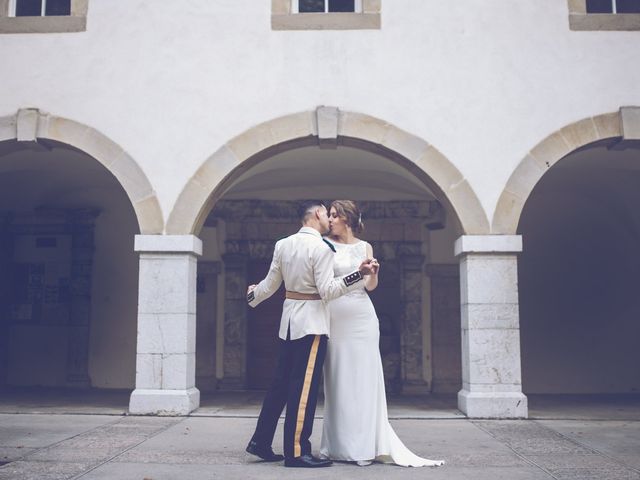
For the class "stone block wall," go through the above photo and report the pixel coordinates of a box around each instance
[207,199,460,393]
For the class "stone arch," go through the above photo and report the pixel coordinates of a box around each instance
[166,109,489,235]
[0,109,164,234]
[492,111,624,234]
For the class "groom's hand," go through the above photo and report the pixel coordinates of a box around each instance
[370,258,380,275]
[358,259,376,276]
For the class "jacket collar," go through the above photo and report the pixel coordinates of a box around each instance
[299,226,321,238]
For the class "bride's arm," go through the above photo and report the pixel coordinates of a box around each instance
[364,242,379,291]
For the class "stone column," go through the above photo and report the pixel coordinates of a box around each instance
[195,261,221,392]
[426,264,461,394]
[398,249,427,393]
[129,235,202,415]
[220,252,248,389]
[455,235,528,418]
[66,209,99,387]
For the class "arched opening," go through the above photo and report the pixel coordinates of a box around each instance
[518,139,640,402]
[0,138,139,400]
[190,137,465,402]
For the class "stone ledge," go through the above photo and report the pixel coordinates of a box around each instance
[569,13,640,31]
[455,235,522,256]
[135,235,203,255]
[272,12,380,30]
[0,15,86,34]
[567,0,586,14]
[129,387,200,416]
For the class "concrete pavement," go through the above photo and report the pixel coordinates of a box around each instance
[1,393,640,479]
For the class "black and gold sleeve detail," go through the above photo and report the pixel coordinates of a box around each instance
[247,290,255,303]
[343,270,363,287]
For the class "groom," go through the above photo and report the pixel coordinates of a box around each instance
[245,200,375,468]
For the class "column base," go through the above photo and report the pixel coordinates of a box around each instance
[458,389,528,418]
[129,387,200,416]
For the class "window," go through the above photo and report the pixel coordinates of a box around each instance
[294,0,361,13]
[0,0,86,33]
[11,0,71,16]
[272,0,379,30]
[586,0,640,13]
[568,0,640,30]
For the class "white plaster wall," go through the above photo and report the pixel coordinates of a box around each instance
[87,194,138,389]
[1,1,639,225]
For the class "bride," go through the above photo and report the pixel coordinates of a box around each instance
[319,200,445,468]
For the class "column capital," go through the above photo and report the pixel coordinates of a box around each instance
[454,235,522,257]
[135,235,202,256]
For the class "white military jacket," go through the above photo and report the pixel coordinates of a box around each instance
[247,226,364,340]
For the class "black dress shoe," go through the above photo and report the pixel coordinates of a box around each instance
[284,454,332,468]
[246,440,284,462]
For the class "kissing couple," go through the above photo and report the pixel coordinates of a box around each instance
[245,200,445,468]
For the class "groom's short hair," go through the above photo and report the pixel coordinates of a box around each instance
[298,200,325,223]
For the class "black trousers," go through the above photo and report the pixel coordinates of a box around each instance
[250,332,328,459]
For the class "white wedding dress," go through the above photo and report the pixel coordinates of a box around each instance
[319,240,444,467]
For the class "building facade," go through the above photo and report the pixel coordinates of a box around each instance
[1,0,639,418]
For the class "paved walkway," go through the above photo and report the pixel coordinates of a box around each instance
[1,391,639,479]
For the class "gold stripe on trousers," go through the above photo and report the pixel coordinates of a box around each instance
[293,335,321,458]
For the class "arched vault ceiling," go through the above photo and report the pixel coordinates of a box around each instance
[534,145,640,193]
[0,141,129,211]
[222,145,437,201]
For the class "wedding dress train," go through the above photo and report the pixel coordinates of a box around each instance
[319,240,444,467]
